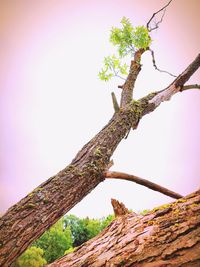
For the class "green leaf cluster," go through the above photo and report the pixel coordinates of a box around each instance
[132,25,151,50]
[64,214,114,247]
[98,55,128,82]
[64,246,75,255]
[12,247,47,267]
[110,17,151,56]
[98,17,151,82]
[33,218,72,263]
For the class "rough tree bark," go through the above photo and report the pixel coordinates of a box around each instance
[0,43,200,264]
[47,190,200,267]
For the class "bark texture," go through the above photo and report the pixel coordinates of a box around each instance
[0,51,199,266]
[48,190,200,267]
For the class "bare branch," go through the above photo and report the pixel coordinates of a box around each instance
[105,170,183,199]
[141,53,200,111]
[181,84,200,91]
[147,0,173,32]
[175,54,200,88]
[149,49,177,77]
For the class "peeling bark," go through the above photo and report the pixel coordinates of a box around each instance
[48,190,200,267]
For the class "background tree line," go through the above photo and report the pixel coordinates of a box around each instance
[12,214,115,266]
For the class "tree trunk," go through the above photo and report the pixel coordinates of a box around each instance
[48,190,200,267]
[0,48,144,267]
[0,109,138,266]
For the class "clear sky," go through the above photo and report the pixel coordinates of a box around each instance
[0,0,200,218]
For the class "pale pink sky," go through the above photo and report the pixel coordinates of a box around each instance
[0,0,200,217]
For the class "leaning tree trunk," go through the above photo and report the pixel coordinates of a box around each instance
[0,108,139,266]
[0,49,199,265]
[48,190,200,267]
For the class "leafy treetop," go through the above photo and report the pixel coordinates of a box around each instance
[12,247,47,267]
[99,17,151,82]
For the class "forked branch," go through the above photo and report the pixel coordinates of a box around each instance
[147,0,173,32]
[105,171,183,199]
[141,53,200,110]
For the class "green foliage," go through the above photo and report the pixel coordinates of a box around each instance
[64,246,75,255]
[64,215,101,247]
[33,218,72,263]
[99,17,151,82]
[110,17,151,56]
[139,209,150,215]
[98,55,128,81]
[64,215,87,246]
[13,247,46,267]
[110,17,135,57]
[64,214,114,247]
[100,214,115,229]
[13,210,155,265]
[83,217,102,240]
[132,26,151,50]
[14,214,114,265]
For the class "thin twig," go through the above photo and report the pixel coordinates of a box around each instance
[149,49,177,77]
[147,0,173,32]
[115,74,126,81]
[112,66,126,81]
[105,170,183,199]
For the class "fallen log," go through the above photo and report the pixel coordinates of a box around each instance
[48,190,200,267]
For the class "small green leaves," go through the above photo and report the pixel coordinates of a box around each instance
[98,69,113,82]
[132,26,151,49]
[110,17,135,57]
[98,55,128,82]
[99,17,151,82]
[119,63,129,75]
[110,17,151,57]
